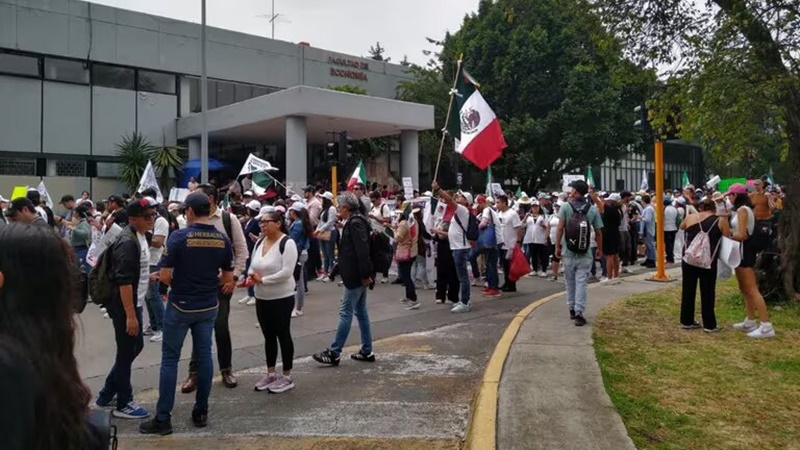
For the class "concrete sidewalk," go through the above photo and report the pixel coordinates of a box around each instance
[496,270,681,450]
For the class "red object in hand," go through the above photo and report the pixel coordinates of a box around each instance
[236,279,248,288]
[509,246,530,282]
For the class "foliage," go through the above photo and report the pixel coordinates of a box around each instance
[594,0,800,298]
[116,132,185,194]
[368,41,390,62]
[328,84,368,95]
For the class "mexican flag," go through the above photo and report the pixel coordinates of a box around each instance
[250,171,274,196]
[682,172,690,188]
[239,153,279,196]
[586,166,595,189]
[347,161,367,191]
[446,61,507,170]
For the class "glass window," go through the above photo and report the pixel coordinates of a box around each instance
[216,80,235,107]
[44,58,89,84]
[252,86,274,98]
[0,157,36,176]
[206,80,218,109]
[234,83,253,103]
[96,162,121,178]
[188,76,201,113]
[138,70,176,95]
[92,64,134,90]
[0,52,40,77]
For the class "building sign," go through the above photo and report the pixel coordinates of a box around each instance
[328,56,369,82]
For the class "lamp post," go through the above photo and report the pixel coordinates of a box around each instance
[200,0,209,183]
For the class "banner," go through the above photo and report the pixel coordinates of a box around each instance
[137,160,163,203]
[562,175,584,194]
[11,185,28,200]
[239,153,279,177]
[169,187,190,203]
[402,177,414,200]
[86,223,122,267]
[37,181,54,209]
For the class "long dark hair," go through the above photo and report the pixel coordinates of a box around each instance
[733,193,752,210]
[321,197,333,221]
[0,224,91,449]
[292,208,314,238]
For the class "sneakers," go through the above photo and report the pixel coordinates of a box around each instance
[312,349,341,366]
[681,321,702,330]
[703,327,721,333]
[113,401,150,419]
[100,307,107,313]
[267,375,295,393]
[143,325,154,336]
[732,318,758,332]
[471,277,484,287]
[747,322,775,339]
[569,308,576,320]
[316,275,329,282]
[483,289,502,298]
[351,351,376,362]
[400,297,410,304]
[404,301,420,310]
[246,297,257,306]
[93,394,115,409]
[291,308,304,318]
[380,278,388,284]
[254,373,277,391]
[435,298,445,304]
[538,271,548,278]
[599,276,609,284]
[574,314,587,327]
[149,331,163,343]
[139,417,173,435]
[622,267,633,274]
[451,302,471,313]
[238,295,252,305]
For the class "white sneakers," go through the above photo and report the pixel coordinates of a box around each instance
[149,331,163,343]
[238,296,252,305]
[451,302,471,313]
[622,267,634,274]
[538,271,548,278]
[246,297,257,306]
[733,318,775,338]
[291,309,304,318]
[732,318,758,332]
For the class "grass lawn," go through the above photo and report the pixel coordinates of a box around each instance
[594,279,800,450]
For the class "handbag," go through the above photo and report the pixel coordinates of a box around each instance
[395,245,412,262]
[718,236,742,269]
[317,230,332,242]
[509,246,529,282]
[476,210,497,251]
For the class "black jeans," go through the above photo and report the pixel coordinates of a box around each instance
[398,260,417,301]
[189,289,233,373]
[680,262,717,329]
[255,296,295,371]
[530,243,548,272]
[499,248,516,290]
[306,238,321,282]
[99,302,144,408]
[665,230,677,263]
[435,240,460,303]
[628,226,639,264]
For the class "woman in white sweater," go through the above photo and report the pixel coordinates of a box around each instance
[247,211,299,393]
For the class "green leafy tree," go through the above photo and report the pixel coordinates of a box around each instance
[116,132,185,195]
[328,84,368,95]
[596,0,800,299]
[368,41,391,62]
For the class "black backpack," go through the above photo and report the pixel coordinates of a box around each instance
[565,201,592,254]
[370,229,393,275]
[454,208,479,243]
[88,229,140,307]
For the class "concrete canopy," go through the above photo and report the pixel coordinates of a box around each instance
[177,86,435,143]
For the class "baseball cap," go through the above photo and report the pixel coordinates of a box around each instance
[243,190,254,197]
[289,201,306,213]
[320,191,334,201]
[458,191,473,205]
[183,192,211,216]
[290,194,303,202]
[475,194,487,204]
[608,193,621,202]
[126,196,158,217]
[538,193,549,200]
[247,200,261,211]
[255,205,276,220]
[4,198,35,217]
[107,195,125,205]
[723,183,748,196]
[167,203,180,212]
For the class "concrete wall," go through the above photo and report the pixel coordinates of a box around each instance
[43,82,91,155]
[92,87,136,156]
[0,75,41,153]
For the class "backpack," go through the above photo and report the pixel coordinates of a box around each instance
[370,230,393,275]
[683,218,721,269]
[565,201,592,254]
[222,211,233,241]
[88,229,140,307]
[453,207,479,243]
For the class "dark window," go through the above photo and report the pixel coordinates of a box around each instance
[188,76,201,113]
[234,83,253,103]
[0,52,40,77]
[92,64,135,90]
[138,70,176,94]
[44,58,89,84]
[216,80,235,107]
[206,79,218,109]
[252,86,273,98]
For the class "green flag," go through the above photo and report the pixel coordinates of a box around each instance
[445,61,479,141]
[586,167,595,188]
[515,186,522,197]
[682,172,690,188]
[251,171,274,196]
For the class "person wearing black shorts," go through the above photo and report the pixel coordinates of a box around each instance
[602,195,622,284]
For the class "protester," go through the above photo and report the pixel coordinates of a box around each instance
[411,206,433,290]
[556,180,604,326]
[679,199,729,332]
[95,197,158,419]
[433,216,460,304]
[315,192,338,280]
[618,192,634,273]
[312,192,375,365]
[141,201,169,344]
[602,194,622,284]
[0,195,8,228]
[288,202,311,317]
[303,186,323,283]
[548,201,562,282]
[640,195,656,268]
[524,201,549,277]
[664,196,679,264]
[368,191,392,283]
[67,204,93,276]
[477,195,502,296]
[497,195,523,292]
[0,223,105,450]
[432,182,473,313]
[395,202,419,310]
[139,192,234,435]
[5,198,47,225]
[238,200,262,305]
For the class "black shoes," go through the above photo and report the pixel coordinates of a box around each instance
[192,410,208,428]
[681,322,702,330]
[569,308,576,320]
[139,418,173,436]
[312,349,341,366]
[500,285,517,293]
[574,314,587,327]
[351,351,376,363]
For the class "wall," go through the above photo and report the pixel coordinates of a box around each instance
[42,81,91,154]
[92,87,136,156]
[0,75,41,153]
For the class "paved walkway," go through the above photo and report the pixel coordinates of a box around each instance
[496,269,681,450]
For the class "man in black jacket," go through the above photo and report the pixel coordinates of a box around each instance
[313,192,375,366]
[95,197,158,419]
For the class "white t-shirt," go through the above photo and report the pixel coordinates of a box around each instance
[529,215,549,244]
[249,236,299,300]
[149,216,169,266]
[548,215,560,244]
[447,204,472,251]
[481,207,503,246]
[664,206,678,232]
[136,232,150,307]
[370,202,391,232]
[499,209,522,251]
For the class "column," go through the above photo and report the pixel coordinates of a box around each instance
[188,137,201,160]
[400,130,420,188]
[285,116,308,190]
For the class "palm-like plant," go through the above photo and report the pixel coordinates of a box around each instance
[116,132,186,195]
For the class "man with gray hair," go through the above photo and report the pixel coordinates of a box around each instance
[313,192,376,366]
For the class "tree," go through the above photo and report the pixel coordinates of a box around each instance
[116,132,185,195]
[435,0,653,192]
[328,84,368,95]
[368,41,391,62]
[596,0,800,299]
[400,55,411,67]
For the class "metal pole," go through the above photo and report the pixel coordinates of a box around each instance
[331,165,338,204]
[271,0,275,39]
[652,139,669,281]
[200,0,209,183]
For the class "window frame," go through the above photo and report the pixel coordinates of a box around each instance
[43,57,90,85]
[91,63,136,90]
[0,50,41,79]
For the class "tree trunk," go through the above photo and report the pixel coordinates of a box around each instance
[779,90,800,302]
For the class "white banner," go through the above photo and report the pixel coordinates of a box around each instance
[239,153,279,176]
[169,187,190,203]
[37,180,53,209]
[562,175,584,194]
[137,160,163,203]
[402,177,414,200]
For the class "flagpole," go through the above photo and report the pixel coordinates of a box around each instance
[433,57,463,182]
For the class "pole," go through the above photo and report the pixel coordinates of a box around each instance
[200,0,209,184]
[331,165,338,203]
[271,0,275,39]
[433,59,463,182]
[652,139,669,281]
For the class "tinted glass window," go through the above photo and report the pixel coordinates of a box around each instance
[44,58,89,84]
[252,86,274,98]
[138,70,176,94]
[216,80,235,107]
[234,83,253,103]
[92,64,135,90]
[0,52,40,77]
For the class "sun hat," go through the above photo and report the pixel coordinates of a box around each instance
[517,193,533,205]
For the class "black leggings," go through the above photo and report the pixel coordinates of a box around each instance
[680,262,717,329]
[255,296,295,371]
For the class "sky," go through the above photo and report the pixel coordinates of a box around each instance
[88,0,480,65]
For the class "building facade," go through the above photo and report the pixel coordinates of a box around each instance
[0,0,434,200]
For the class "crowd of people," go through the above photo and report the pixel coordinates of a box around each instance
[0,173,785,446]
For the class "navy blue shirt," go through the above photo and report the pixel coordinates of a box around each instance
[160,223,234,312]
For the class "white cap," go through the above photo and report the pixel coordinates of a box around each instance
[608,193,621,202]
[422,190,433,197]
[320,191,334,201]
[289,201,306,212]
[459,191,473,205]
[255,205,275,220]
[244,190,254,197]
[290,194,303,202]
[247,200,261,211]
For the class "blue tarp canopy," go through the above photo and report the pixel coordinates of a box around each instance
[179,158,228,188]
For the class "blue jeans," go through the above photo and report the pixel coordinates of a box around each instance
[74,246,90,275]
[145,265,164,331]
[452,248,471,305]
[156,303,218,421]
[99,304,143,409]
[321,231,338,274]
[330,286,372,357]
[644,231,656,261]
[482,247,499,290]
[564,257,593,314]
[589,248,607,277]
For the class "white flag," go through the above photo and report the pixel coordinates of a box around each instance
[239,154,279,177]
[137,160,163,203]
[640,170,649,192]
[37,181,53,209]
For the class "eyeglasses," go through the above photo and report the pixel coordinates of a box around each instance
[260,219,279,225]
